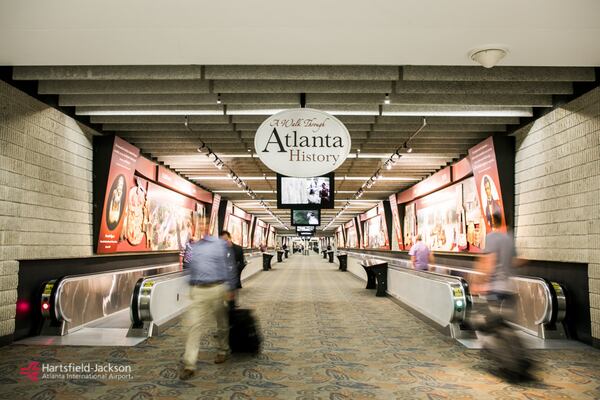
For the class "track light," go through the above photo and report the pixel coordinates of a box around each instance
[384,93,391,105]
[196,141,206,153]
[407,146,413,153]
[216,93,222,105]
[385,161,392,170]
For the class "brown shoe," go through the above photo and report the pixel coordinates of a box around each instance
[179,368,195,380]
[214,354,229,364]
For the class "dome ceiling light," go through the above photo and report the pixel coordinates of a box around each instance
[469,47,508,68]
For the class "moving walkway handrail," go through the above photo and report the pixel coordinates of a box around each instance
[346,250,568,338]
[347,251,470,327]
[388,265,470,324]
[426,263,566,327]
[348,250,471,287]
[130,269,190,327]
[40,263,180,335]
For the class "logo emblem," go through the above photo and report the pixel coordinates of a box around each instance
[20,361,40,382]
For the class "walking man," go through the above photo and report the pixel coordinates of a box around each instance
[180,227,236,380]
[220,230,246,289]
[408,234,434,271]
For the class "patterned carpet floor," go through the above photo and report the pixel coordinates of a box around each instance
[1,254,600,399]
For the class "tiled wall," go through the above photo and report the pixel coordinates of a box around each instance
[513,87,600,340]
[0,81,96,338]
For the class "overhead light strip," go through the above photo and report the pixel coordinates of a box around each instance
[188,175,418,181]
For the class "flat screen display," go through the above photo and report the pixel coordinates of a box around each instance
[296,226,315,233]
[277,173,334,209]
[291,209,321,226]
[299,232,314,237]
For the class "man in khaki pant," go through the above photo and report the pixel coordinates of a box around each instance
[179,231,236,380]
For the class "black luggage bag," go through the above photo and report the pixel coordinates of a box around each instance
[228,308,262,354]
[467,296,533,382]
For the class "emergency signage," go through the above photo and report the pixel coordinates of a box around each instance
[254,108,351,177]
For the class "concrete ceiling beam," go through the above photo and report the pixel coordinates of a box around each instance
[394,80,573,95]
[118,132,241,140]
[13,65,204,80]
[213,79,393,93]
[89,115,230,124]
[376,116,521,124]
[231,115,377,124]
[373,124,505,132]
[38,79,211,94]
[402,66,595,82]
[106,124,235,131]
[307,93,553,107]
[381,105,533,116]
[368,131,492,139]
[205,65,400,80]
[75,105,224,115]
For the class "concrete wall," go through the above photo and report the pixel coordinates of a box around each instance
[513,87,600,341]
[0,81,96,338]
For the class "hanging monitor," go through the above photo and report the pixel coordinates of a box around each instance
[277,173,334,209]
[291,209,321,226]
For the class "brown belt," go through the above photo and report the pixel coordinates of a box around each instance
[190,281,224,287]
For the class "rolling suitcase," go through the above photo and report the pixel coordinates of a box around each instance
[468,296,533,382]
[228,308,262,354]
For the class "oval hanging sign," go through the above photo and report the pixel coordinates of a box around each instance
[254,108,351,177]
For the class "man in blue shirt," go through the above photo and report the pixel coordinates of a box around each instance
[180,230,236,380]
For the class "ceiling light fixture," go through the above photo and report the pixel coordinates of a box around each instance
[381,106,531,117]
[384,93,391,105]
[216,93,222,105]
[469,47,508,68]
[225,108,287,116]
[77,109,224,116]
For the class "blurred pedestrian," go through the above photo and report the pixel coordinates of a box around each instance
[408,234,434,271]
[179,227,237,380]
[220,230,247,289]
[471,210,532,382]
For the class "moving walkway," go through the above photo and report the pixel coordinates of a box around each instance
[19,250,267,346]
[343,251,578,348]
[19,263,185,346]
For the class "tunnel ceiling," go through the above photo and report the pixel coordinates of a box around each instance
[11,65,596,231]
